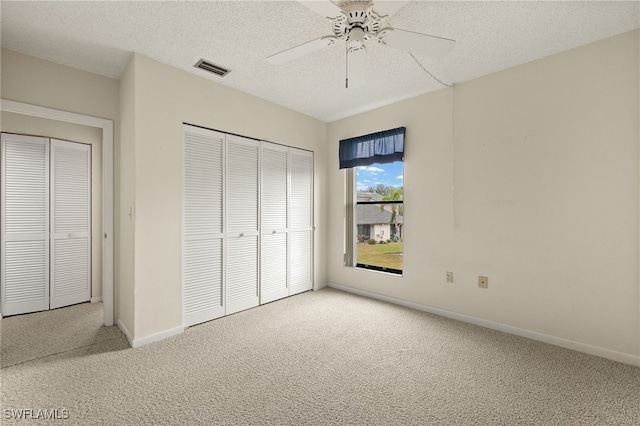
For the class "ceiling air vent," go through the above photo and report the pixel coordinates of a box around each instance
[194,59,230,77]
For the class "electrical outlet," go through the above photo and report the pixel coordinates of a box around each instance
[478,276,488,289]
[446,272,454,283]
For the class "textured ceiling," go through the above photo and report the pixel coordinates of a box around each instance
[1,1,638,122]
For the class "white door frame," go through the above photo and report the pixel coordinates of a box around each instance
[1,99,114,326]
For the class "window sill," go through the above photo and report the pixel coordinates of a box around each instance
[355,263,403,276]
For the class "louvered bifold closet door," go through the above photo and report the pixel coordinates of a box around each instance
[183,126,225,327]
[50,139,91,309]
[289,148,313,295]
[226,135,260,315]
[1,134,50,316]
[260,142,289,304]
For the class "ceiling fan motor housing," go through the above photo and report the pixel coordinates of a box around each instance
[332,0,386,50]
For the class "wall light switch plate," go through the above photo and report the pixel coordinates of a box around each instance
[478,276,488,289]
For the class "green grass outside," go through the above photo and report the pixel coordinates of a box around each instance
[357,242,403,270]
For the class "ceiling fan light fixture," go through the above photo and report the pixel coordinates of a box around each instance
[347,26,366,52]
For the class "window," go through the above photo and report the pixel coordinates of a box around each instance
[339,127,405,275]
[355,162,403,274]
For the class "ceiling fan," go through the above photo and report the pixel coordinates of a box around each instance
[266,0,455,87]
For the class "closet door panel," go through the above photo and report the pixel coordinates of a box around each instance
[183,126,225,327]
[227,136,259,235]
[226,135,259,314]
[260,143,289,304]
[261,232,288,304]
[50,139,91,309]
[226,235,258,314]
[1,134,50,316]
[290,231,312,295]
[184,238,223,326]
[289,149,313,295]
[261,144,288,230]
[290,149,313,230]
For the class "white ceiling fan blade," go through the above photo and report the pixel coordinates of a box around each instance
[347,49,366,89]
[383,28,455,58]
[267,37,335,65]
[374,1,411,18]
[297,0,343,18]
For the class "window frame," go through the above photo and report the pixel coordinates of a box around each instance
[345,163,404,276]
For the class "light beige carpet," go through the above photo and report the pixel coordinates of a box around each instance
[1,302,125,368]
[1,288,639,425]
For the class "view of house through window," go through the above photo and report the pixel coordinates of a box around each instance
[355,161,403,273]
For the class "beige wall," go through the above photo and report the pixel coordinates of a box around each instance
[1,49,119,120]
[117,55,136,334]
[128,54,328,339]
[327,30,639,358]
[1,112,103,299]
[1,48,119,315]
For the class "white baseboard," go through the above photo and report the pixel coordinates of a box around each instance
[116,318,133,347]
[327,282,640,367]
[313,282,328,291]
[130,326,184,348]
[116,319,184,349]
[90,296,103,303]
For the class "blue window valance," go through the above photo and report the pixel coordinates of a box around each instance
[339,127,405,169]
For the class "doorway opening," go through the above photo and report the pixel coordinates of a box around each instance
[0,99,113,326]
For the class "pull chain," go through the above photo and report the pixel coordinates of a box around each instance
[345,43,349,89]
